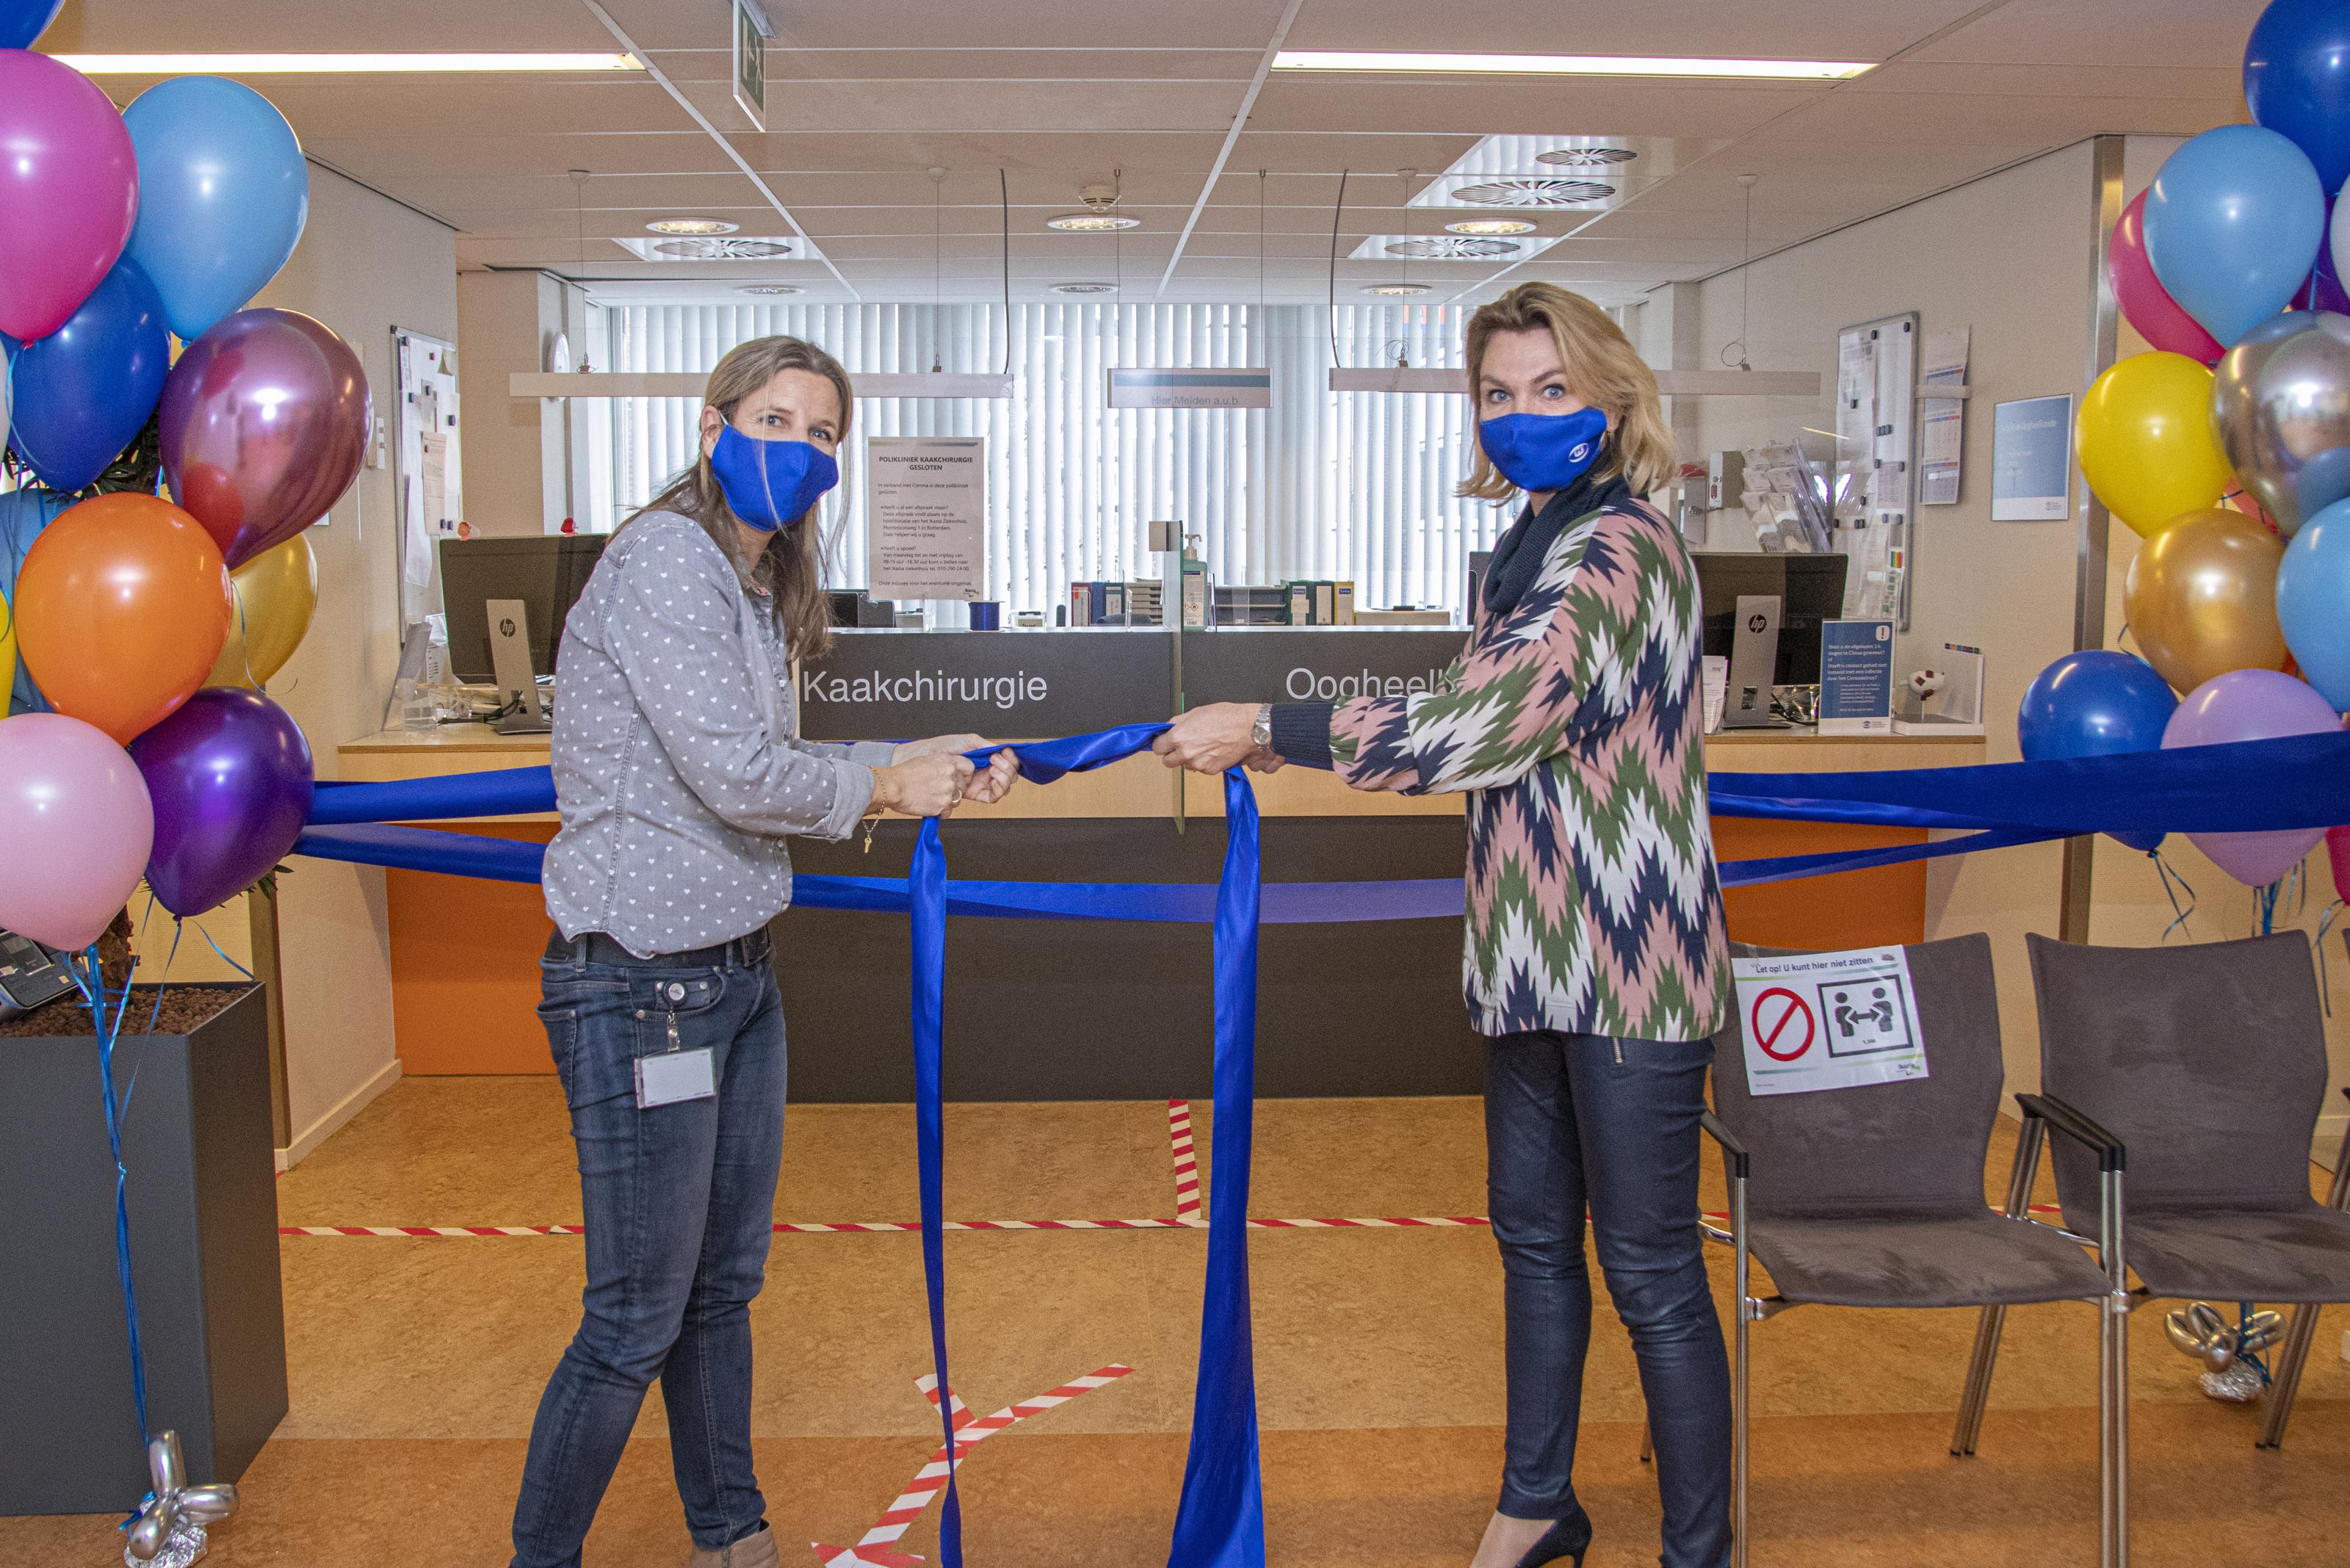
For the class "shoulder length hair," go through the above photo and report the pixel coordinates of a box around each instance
[623,334,853,665]
[1457,282,1676,503]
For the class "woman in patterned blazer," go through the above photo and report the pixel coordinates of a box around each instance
[1155,282,1734,1568]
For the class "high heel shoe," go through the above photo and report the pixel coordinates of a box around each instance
[1511,1510,1594,1568]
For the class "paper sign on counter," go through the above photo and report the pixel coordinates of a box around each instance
[1732,947,1929,1095]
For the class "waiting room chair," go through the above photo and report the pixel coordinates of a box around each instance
[1955,932,2350,1466]
[1704,933,2128,1568]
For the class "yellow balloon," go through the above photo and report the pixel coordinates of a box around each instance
[2076,352,2235,538]
[206,532,318,689]
[0,582,17,712]
[2122,507,2288,693]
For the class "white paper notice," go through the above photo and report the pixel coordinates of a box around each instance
[1732,947,1930,1096]
[1919,327,1970,506]
[867,437,987,601]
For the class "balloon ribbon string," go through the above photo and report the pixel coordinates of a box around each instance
[2153,850,2197,943]
[69,945,151,1450]
[2318,899,2345,1016]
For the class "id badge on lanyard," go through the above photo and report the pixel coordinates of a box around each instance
[636,978,718,1108]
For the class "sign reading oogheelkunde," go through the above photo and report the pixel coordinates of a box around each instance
[867,436,986,601]
[1732,946,1928,1095]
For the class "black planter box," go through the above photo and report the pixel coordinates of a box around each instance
[0,984,286,1514]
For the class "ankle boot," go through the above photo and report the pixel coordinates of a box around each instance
[686,1521,779,1568]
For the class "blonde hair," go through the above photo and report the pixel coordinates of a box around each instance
[626,335,854,664]
[1458,282,1675,502]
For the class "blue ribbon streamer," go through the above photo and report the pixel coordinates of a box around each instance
[64,948,151,1454]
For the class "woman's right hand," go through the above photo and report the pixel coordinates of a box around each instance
[870,752,975,818]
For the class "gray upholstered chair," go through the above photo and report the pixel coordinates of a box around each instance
[1704,933,2127,1568]
[1956,932,2350,1460]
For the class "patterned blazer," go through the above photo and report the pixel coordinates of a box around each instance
[1329,499,1730,1042]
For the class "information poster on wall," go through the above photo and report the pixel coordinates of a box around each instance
[1918,327,1970,505]
[867,436,987,601]
[1733,947,1930,1096]
[1990,394,2072,521]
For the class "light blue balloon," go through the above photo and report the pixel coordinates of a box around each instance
[2277,496,2350,711]
[2144,125,2325,349]
[121,76,308,343]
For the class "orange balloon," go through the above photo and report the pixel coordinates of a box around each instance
[15,493,233,745]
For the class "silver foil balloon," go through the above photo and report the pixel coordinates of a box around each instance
[123,1431,236,1565]
[2211,310,2350,538]
[2161,1300,2284,1376]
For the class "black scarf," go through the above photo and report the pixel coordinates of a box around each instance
[1480,466,1633,619]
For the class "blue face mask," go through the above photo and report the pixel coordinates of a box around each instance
[1478,405,1610,494]
[708,423,839,532]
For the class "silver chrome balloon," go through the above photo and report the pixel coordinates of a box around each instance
[2211,309,2350,538]
[2161,1300,2284,1379]
[123,1431,236,1566]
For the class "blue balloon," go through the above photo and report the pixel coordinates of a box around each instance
[2247,0,2350,196]
[121,77,309,344]
[2018,650,2180,854]
[4,259,170,493]
[2277,497,2350,712]
[0,485,67,715]
[0,1,63,48]
[2144,126,2326,349]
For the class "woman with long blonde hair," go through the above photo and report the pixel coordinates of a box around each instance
[513,336,1017,1568]
[1155,283,1733,1568]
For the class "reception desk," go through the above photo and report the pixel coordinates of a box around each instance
[338,629,1983,1096]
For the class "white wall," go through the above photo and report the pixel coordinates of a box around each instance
[1680,142,2103,1092]
[455,270,582,538]
[251,166,458,1160]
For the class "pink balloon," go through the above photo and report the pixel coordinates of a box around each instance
[0,712,154,950]
[2110,189,2225,366]
[159,308,372,569]
[2162,669,2344,886]
[0,51,139,342]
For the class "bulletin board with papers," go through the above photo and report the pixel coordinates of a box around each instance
[1833,314,1917,630]
[394,328,463,629]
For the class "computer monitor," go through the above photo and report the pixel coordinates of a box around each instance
[1691,552,1851,685]
[439,535,609,684]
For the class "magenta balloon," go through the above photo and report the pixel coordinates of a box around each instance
[159,308,372,568]
[0,712,155,950]
[0,51,140,342]
[2161,668,2345,885]
[2110,189,2224,365]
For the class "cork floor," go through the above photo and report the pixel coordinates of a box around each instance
[5,1080,2346,1567]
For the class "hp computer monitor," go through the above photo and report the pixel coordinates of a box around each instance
[438,535,609,684]
[1691,552,1851,686]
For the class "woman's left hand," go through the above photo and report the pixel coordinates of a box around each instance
[1153,703,1265,774]
[964,747,1022,805]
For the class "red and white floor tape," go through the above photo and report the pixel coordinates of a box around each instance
[1167,1097,1202,1224]
[811,1364,1132,1567]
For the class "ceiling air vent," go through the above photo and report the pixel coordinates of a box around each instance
[1449,178,1615,207]
[651,237,797,260]
[1537,147,1637,167]
[1383,235,1522,260]
[1051,282,1119,295]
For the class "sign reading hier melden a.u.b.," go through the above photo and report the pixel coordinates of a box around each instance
[1732,946,1929,1096]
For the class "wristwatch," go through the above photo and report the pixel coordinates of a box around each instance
[1249,703,1273,753]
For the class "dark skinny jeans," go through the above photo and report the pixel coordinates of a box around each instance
[1486,1030,1732,1568]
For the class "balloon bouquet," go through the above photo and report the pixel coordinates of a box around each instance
[0,37,369,961]
[2025,0,2350,920]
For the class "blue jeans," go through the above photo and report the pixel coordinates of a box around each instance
[510,931,788,1568]
[1486,1030,1732,1568]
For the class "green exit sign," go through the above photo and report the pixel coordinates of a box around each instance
[733,0,767,131]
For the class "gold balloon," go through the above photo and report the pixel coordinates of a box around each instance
[2122,508,2288,693]
[0,583,17,710]
[206,532,318,689]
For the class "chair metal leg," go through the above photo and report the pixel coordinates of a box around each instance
[1954,1116,2048,1456]
[2256,1304,2322,1450]
[2097,1164,2130,1568]
[1732,1167,1751,1568]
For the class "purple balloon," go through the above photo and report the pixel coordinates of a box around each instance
[159,308,371,569]
[128,688,314,917]
[2161,668,2345,886]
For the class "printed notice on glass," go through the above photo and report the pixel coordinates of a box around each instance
[1733,947,1929,1096]
[1919,326,1969,506]
[867,437,987,601]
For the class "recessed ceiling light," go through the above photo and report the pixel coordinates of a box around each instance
[648,217,739,236]
[738,285,802,295]
[1539,146,1638,167]
[1046,212,1140,231]
[1362,283,1432,297]
[1052,282,1120,295]
[1446,218,1539,236]
[1271,51,1873,80]
[56,51,642,73]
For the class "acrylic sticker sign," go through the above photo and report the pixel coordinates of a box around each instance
[1732,946,1928,1095]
